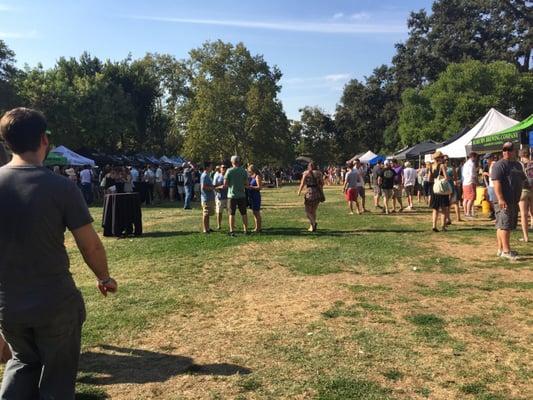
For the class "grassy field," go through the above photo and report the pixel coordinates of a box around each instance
[11,185,533,399]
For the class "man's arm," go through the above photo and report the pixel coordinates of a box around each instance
[71,224,117,296]
[492,180,506,209]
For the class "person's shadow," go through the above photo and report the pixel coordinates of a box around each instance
[78,345,251,385]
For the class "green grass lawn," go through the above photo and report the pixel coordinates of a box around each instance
[7,185,533,399]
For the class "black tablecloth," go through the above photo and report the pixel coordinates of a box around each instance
[102,193,143,237]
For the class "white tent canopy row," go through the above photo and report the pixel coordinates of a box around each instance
[50,146,95,166]
[347,151,377,164]
[437,108,518,158]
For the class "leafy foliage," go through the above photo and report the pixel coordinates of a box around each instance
[398,60,533,145]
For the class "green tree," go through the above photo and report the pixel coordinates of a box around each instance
[0,40,19,113]
[293,107,338,166]
[398,60,533,145]
[182,41,292,165]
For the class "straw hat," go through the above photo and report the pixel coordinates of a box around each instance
[65,168,76,176]
[432,150,444,160]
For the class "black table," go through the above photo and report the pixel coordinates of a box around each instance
[102,193,143,237]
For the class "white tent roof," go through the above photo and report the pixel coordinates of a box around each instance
[359,150,379,163]
[51,145,95,166]
[347,151,369,164]
[437,108,518,158]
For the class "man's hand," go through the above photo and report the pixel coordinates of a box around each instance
[498,199,508,210]
[97,277,118,296]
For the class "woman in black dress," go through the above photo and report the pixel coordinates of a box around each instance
[429,151,450,232]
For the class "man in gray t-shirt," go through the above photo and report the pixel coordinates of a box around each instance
[490,142,526,261]
[0,108,117,399]
[343,163,362,215]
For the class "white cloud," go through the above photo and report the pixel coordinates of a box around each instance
[125,15,406,34]
[332,12,344,20]
[0,30,38,39]
[350,12,371,21]
[324,73,351,82]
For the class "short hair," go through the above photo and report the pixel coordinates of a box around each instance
[0,108,47,154]
[519,149,529,158]
[203,161,213,169]
[231,155,240,164]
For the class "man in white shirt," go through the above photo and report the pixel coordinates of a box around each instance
[462,152,478,217]
[402,161,417,210]
[143,165,155,204]
[155,165,164,203]
[80,165,93,205]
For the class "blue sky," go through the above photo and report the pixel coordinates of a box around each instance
[0,0,433,120]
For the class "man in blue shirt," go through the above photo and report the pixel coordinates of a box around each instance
[200,161,216,233]
[182,162,194,209]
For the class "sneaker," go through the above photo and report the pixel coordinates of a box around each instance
[228,232,236,237]
[500,251,519,261]
[496,249,502,257]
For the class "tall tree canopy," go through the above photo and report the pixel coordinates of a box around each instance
[181,41,292,165]
[0,40,19,113]
[398,60,533,146]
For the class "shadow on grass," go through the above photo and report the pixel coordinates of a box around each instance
[78,345,251,385]
[140,230,198,238]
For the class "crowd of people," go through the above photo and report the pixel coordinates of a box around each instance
[328,148,532,260]
[0,106,532,399]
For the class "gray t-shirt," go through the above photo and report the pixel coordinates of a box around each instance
[0,165,93,323]
[490,159,525,204]
[345,169,360,189]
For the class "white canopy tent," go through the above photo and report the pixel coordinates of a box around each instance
[437,108,518,158]
[359,150,378,163]
[51,145,95,166]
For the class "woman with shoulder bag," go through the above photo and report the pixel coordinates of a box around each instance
[297,162,324,232]
[429,151,451,232]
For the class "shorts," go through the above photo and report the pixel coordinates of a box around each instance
[356,186,365,198]
[382,188,393,199]
[345,188,358,201]
[215,198,228,214]
[463,184,476,201]
[393,185,402,199]
[229,197,247,216]
[405,185,415,196]
[520,189,533,203]
[487,187,496,203]
[202,201,215,217]
[494,203,518,230]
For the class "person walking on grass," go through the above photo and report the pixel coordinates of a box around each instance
[377,160,396,214]
[0,108,117,399]
[462,152,478,218]
[354,159,368,212]
[200,161,216,233]
[429,151,450,232]
[372,160,383,210]
[402,161,416,210]
[298,161,324,231]
[518,149,533,243]
[445,157,462,224]
[213,164,228,230]
[343,161,362,215]
[182,162,194,209]
[491,142,526,260]
[391,159,404,212]
[247,165,263,233]
[224,156,249,236]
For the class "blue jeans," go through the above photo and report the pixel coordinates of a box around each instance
[184,185,193,209]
